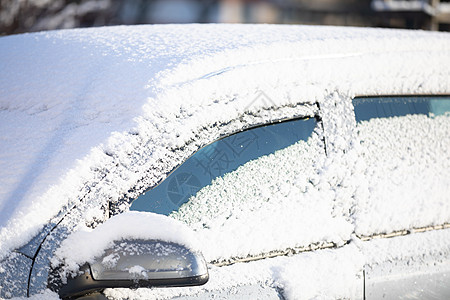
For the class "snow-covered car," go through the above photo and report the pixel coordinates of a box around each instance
[0,24,450,300]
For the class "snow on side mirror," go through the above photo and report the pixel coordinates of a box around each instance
[57,239,208,299]
[49,212,208,299]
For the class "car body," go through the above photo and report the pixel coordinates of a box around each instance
[0,24,449,299]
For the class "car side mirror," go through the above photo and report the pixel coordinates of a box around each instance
[55,239,208,299]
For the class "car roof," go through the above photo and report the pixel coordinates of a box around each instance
[0,24,449,260]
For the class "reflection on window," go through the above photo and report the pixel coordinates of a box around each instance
[353,96,450,122]
[130,118,317,215]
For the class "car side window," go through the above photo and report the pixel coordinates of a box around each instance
[353,96,450,237]
[130,118,317,215]
[353,96,450,121]
[129,116,353,261]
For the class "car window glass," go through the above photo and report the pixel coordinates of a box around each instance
[130,117,353,261]
[130,118,317,215]
[353,96,450,236]
[353,96,450,121]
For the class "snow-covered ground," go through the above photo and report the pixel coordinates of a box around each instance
[1,24,450,299]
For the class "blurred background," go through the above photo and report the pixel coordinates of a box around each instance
[1,0,450,35]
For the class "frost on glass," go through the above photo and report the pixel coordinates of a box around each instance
[131,118,317,215]
[168,123,352,262]
[353,97,450,236]
[130,118,356,261]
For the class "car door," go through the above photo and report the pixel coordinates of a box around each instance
[351,95,450,299]
[123,104,362,299]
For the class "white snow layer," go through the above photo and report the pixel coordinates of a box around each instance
[104,243,364,300]
[170,132,353,262]
[354,113,450,235]
[0,24,450,264]
[8,289,60,300]
[103,228,450,300]
[51,211,199,278]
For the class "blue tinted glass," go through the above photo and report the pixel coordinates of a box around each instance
[430,99,450,116]
[353,96,450,122]
[130,118,317,215]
